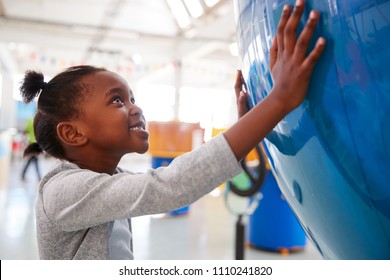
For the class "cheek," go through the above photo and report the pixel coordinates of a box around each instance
[83,108,129,135]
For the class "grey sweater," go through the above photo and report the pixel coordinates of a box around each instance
[36,134,242,259]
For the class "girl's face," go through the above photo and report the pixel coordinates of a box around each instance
[78,71,149,158]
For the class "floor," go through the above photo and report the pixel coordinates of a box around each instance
[0,154,323,260]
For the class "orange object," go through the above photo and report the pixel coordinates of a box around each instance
[147,121,204,157]
[279,248,290,256]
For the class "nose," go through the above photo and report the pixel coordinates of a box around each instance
[128,103,143,117]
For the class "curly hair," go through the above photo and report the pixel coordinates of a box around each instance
[20,65,106,159]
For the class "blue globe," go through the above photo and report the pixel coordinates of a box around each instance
[234,0,390,259]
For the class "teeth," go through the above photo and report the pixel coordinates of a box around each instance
[129,126,143,131]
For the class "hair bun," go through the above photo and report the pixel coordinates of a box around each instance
[20,70,46,103]
[23,142,43,157]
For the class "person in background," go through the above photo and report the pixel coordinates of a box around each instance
[20,0,325,259]
[21,117,42,182]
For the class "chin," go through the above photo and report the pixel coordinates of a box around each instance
[138,144,149,154]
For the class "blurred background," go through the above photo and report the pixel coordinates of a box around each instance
[0,0,241,131]
[0,0,322,260]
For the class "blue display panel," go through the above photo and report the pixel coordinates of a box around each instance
[234,0,390,259]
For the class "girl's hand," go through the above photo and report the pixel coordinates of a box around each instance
[224,0,326,161]
[270,0,326,111]
[234,70,249,119]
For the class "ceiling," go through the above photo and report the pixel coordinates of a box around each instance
[0,0,239,88]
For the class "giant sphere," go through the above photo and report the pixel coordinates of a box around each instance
[234,0,390,259]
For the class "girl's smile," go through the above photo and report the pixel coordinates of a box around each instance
[128,121,149,139]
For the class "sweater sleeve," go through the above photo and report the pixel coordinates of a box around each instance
[41,133,243,231]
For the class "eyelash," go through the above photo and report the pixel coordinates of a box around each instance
[112,96,136,105]
[112,96,124,105]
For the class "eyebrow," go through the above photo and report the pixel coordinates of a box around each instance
[104,87,133,98]
[105,87,122,97]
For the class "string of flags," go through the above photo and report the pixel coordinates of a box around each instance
[16,51,235,82]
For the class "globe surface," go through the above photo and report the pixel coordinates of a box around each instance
[234,0,390,259]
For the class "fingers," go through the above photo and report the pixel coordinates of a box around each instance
[270,36,278,71]
[237,90,249,118]
[277,4,291,53]
[275,0,325,68]
[293,8,326,72]
[302,37,326,72]
[293,10,320,62]
[234,70,249,118]
[234,70,243,98]
[238,90,247,106]
[284,0,305,54]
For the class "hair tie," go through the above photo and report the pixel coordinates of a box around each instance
[40,81,47,90]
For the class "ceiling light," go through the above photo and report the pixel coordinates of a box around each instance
[183,0,204,18]
[204,0,220,7]
[166,0,191,28]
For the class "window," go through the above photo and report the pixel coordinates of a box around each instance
[135,84,176,122]
[179,87,236,140]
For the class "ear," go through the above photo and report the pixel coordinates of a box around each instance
[56,122,88,146]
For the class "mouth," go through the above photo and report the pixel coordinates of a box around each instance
[128,120,149,141]
[129,125,144,131]
[129,121,146,131]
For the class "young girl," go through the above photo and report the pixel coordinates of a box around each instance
[21,0,325,259]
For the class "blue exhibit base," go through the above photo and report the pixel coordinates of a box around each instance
[151,156,190,216]
[248,171,306,252]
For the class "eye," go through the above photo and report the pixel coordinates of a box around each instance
[130,98,136,104]
[112,96,124,105]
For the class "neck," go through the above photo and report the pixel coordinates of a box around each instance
[66,150,122,175]
[72,159,119,175]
